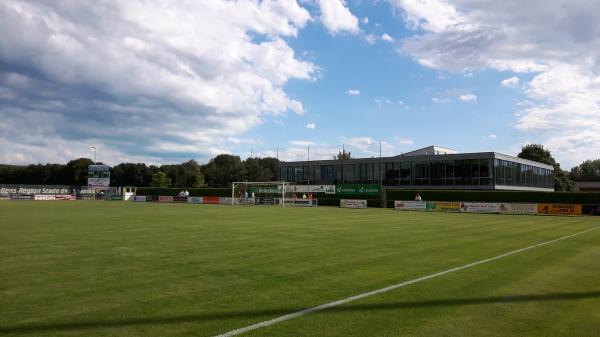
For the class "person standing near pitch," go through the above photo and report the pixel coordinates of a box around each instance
[415,193,422,201]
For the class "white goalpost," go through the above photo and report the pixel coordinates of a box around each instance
[231,181,318,206]
[231,181,288,206]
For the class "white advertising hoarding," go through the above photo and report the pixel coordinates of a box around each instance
[340,199,367,209]
[459,202,498,213]
[497,203,537,215]
[394,200,427,211]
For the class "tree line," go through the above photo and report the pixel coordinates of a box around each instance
[0,145,597,190]
[0,154,280,188]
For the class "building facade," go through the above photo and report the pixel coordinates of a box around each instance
[279,146,554,192]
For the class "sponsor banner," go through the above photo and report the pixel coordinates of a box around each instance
[497,203,537,215]
[336,184,380,195]
[10,194,34,200]
[88,165,110,188]
[55,194,75,200]
[394,200,427,211]
[173,196,187,203]
[287,185,336,194]
[110,195,123,201]
[203,196,220,204]
[1,185,73,195]
[340,199,367,209]
[459,202,498,213]
[0,195,10,200]
[187,196,203,204]
[132,195,147,202]
[537,204,582,216]
[426,201,460,212]
[219,197,233,205]
[159,195,173,203]
[34,194,56,201]
[146,195,160,202]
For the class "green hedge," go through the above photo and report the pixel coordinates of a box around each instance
[385,189,600,208]
[136,187,231,197]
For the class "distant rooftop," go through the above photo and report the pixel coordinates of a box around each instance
[401,145,458,156]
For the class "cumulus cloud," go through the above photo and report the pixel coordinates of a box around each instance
[365,34,378,44]
[459,94,477,102]
[340,137,396,156]
[381,33,395,42]
[289,140,315,146]
[305,122,316,129]
[486,134,497,139]
[432,97,450,103]
[347,89,360,95]
[317,0,360,35]
[391,0,600,167]
[0,0,316,164]
[501,76,520,87]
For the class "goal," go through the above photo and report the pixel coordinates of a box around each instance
[231,181,289,206]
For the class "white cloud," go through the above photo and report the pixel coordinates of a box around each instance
[395,136,414,145]
[365,34,377,44]
[501,76,520,87]
[486,134,497,139]
[375,97,392,107]
[341,137,396,156]
[317,0,360,35]
[289,140,315,146]
[459,94,477,102]
[432,97,450,103]
[0,0,316,164]
[362,17,369,24]
[391,0,600,166]
[305,122,316,129]
[347,89,360,95]
[381,33,394,42]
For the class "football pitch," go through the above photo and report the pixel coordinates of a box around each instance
[1,201,599,337]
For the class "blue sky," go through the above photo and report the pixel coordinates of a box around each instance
[1,0,599,168]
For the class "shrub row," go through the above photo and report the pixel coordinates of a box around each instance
[385,189,600,208]
[136,187,231,197]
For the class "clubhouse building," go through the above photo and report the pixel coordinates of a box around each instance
[279,146,554,192]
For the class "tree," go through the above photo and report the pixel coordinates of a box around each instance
[202,154,246,187]
[64,158,95,185]
[243,157,279,182]
[150,171,171,187]
[517,144,575,191]
[570,159,600,182]
[334,149,352,160]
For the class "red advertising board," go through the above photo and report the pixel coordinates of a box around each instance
[203,196,220,204]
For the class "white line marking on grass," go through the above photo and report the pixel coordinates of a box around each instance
[213,226,599,337]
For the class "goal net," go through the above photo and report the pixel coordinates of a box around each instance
[231,182,318,206]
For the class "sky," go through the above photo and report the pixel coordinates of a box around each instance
[1,0,599,169]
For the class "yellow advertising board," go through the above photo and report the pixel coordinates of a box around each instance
[426,201,460,212]
[537,204,582,216]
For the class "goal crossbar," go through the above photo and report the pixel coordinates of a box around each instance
[231,181,289,206]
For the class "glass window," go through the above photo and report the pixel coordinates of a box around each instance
[343,164,355,182]
[431,161,445,185]
[400,162,411,185]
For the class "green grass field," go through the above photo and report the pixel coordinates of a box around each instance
[1,201,599,337]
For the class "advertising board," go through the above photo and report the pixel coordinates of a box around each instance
[10,194,34,200]
[336,184,380,195]
[497,203,537,215]
[340,199,367,208]
[287,185,336,194]
[173,196,187,203]
[87,165,110,188]
[537,204,582,216]
[426,201,460,212]
[132,196,147,202]
[203,196,220,204]
[55,195,75,200]
[34,195,56,201]
[459,202,498,213]
[394,200,427,211]
[219,197,233,205]
[187,196,203,204]
[158,195,173,203]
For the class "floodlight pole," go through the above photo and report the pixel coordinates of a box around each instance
[379,141,383,190]
[91,146,96,164]
[307,145,310,191]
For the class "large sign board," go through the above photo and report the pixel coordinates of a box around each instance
[459,202,498,213]
[340,199,367,208]
[287,185,335,194]
[336,184,380,195]
[537,204,582,216]
[497,203,537,215]
[426,201,460,212]
[394,200,427,211]
[88,165,110,188]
